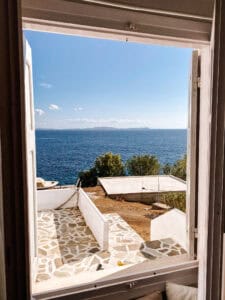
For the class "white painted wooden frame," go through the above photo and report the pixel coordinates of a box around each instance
[33,258,197,299]
[186,50,199,259]
[197,46,212,300]
[21,1,213,299]
[22,0,211,48]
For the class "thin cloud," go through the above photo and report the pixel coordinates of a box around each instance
[35,108,45,116]
[74,107,84,111]
[66,118,151,127]
[49,104,60,110]
[40,82,52,89]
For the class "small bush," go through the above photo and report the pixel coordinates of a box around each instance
[94,152,125,177]
[79,152,125,187]
[162,163,172,175]
[171,155,187,180]
[161,192,186,212]
[79,168,97,187]
[126,154,160,176]
[163,154,187,180]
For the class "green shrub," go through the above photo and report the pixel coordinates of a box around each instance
[79,168,97,187]
[79,152,125,187]
[162,163,172,175]
[163,154,187,180]
[161,192,186,212]
[171,154,187,180]
[126,154,160,176]
[94,152,125,177]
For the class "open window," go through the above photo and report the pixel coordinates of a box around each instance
[22,33,202,299]
[0,0,216,299]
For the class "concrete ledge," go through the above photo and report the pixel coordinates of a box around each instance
[98,176,186,204]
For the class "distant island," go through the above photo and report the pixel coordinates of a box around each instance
[80,127,152,131]
[36,127,187,131]
[36,127,154,131]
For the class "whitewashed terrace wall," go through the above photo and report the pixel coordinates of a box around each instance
[151,208,186,249]
[37,188,78,211]
[78,188,109,250]
[37,187,109,250]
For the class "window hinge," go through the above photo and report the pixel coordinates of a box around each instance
[197,77,201,88]
[194,228,198,238]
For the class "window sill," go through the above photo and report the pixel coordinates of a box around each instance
[33,255,198,299]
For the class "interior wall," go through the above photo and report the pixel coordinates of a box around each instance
[0,0,31,298]
[0,139,6,300]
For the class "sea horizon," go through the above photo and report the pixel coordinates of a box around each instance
[36,128,187,185]
[36,127,187,131]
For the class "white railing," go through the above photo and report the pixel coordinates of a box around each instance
[78,188,109,250]
[37,188,78,211]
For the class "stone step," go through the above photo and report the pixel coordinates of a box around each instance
[152,202,171,210]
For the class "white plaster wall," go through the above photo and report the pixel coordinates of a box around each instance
[37,188,109,250]
[151,209,187,249]
[78,189,109,250]
[37,188,78,211]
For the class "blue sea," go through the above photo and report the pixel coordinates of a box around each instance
[35,129,187,185]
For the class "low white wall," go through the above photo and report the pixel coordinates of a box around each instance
[37,187,109,250]
[78,189,109,250]
[37,188,78,211]
[151,208,186,249]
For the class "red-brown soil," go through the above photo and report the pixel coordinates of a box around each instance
[84,186,166,241]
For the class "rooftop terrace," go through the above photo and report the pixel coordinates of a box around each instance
[35,206,186,292]
[98,175,186,196]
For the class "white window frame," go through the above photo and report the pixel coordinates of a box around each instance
[21,1,213,299]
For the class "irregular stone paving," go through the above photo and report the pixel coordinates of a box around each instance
[140,238,186,259]
[104,213,146,266]
[36,208,186,283]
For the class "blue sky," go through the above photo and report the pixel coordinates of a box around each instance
[24,30,192,129]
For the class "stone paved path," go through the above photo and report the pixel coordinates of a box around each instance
[36,208,186,283]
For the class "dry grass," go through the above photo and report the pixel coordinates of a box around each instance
[84,186,166,241]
